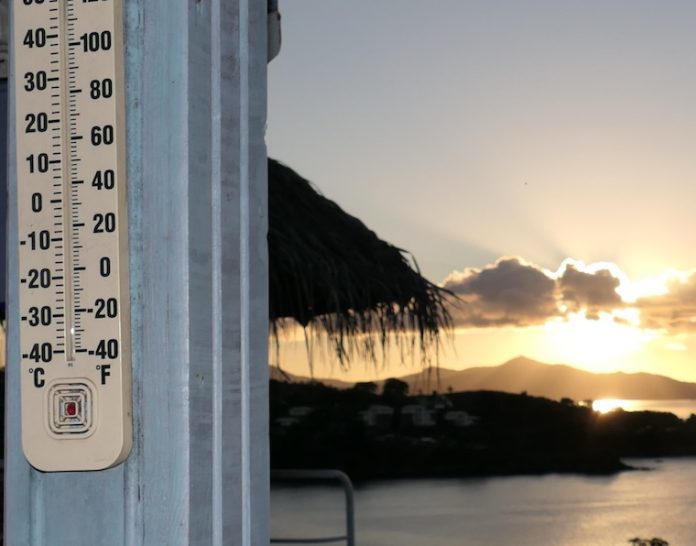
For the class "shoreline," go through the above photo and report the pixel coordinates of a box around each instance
[271,381,696,483]
[272,457,696,485]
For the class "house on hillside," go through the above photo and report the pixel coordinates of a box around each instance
[288,406,313,418]
[429,393,454,411]
[274,406,313,428]
[400,404,436,427]
[361,405,394,429]
[274,416,300,428]
[444,410,478,428]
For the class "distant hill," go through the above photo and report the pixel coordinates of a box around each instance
[272,357,696,401]
[393,357,696,401]
[268,366,354,390]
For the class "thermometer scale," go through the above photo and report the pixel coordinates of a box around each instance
[14,0,131,471]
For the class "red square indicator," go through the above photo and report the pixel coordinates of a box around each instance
[65,401,78,417]
[49,384,92,435]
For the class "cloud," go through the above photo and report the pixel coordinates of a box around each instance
[636,272,696,332]
[558,263,623,318]
[442,257,696,334]
[442,257,558,327]
[442,257,625,328]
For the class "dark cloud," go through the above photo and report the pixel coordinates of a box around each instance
[558,264,623,319]
[442,257,558,327]
[442,257,696,333]
[442,257,626,328]
[637,273,696,332]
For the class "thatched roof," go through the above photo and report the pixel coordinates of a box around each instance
[269,158,451,365]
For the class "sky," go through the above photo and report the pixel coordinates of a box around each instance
[268,1,696,383]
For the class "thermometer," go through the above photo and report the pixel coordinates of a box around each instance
[14,0,131,471]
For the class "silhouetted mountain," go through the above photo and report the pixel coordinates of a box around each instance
[388,357,696,401]
[268,366,354,390]
[272,357,696,401]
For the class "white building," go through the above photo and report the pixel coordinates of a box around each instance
[444,410,478,428]
[361,405,394,428]
[400,405,436,427]
[288,406,313,418]
[274,417,300,428]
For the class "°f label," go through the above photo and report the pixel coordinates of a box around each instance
[14,0,131,472]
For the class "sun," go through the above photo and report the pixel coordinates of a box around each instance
[592,398,634,413]
[542,313,652,373]
[593,399,619,414]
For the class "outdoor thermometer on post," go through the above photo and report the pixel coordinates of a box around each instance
[14,0,131,471]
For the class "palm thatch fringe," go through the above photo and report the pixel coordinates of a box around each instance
[269,158,452,369]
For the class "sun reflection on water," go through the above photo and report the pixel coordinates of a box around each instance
[592,399,636,414]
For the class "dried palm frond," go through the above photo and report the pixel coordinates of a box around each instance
[268,158,452,369]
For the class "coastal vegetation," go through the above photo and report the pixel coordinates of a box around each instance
[271,378,696,481]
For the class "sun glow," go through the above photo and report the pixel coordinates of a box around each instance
[618,273,671,302]
[592,399,631,414]
[543,313,654,372]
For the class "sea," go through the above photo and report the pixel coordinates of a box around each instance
[271,400,696,546]
[591,399,696,420]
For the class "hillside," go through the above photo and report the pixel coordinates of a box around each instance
[272,357,696,401]
[397,357,696,401]
[270,379,696,481]
[268,365,354,390]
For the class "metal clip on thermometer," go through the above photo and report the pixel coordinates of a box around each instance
[14,0,131,472]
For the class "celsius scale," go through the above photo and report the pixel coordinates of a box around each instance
[14,0,131,471]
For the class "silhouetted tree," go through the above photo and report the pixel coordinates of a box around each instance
[383,378,409,400]
[353,381,378,395]
[628,537,669,546]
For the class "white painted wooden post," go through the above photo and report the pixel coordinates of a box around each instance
[4,0,269,543]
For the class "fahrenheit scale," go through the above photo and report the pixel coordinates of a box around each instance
[14,0,131,471]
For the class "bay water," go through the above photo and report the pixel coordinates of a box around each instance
[272,457,696,545]
[272,400,696,544]
[592,399,696,419]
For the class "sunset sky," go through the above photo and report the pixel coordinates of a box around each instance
[268,1,696,383]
